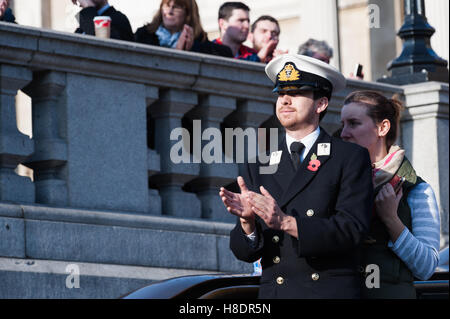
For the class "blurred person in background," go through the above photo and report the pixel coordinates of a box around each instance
[135,0,232,57]
[213,2,259,62]
[298,38,333,64]
[0,0,15,23]
[248,15,287,63]
[71,0,134,41]
[298,38,364,79]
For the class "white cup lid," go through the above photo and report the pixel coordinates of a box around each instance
[93,16,112,21]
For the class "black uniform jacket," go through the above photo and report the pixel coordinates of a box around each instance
[0,8,15,23]
[135,26,233,58]
[230,128,374,299]
[75,6,134,42]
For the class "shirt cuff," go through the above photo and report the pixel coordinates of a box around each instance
[388,227,409,250]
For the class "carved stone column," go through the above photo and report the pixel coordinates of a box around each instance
[146,85,162,215]
[222,98,276,208]
[0,64,34,203]
[402,82,449,247]
[22,71,68,206]
[185,95,238,222]
[225,99,275,172]
[299,0,341,69]
[425,0,449,65]
[148,89,201,218]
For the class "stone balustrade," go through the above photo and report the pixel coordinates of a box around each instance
[0,22,448,298]
[0,22,280,218]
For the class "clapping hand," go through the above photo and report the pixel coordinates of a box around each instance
[249,185,298,238]
[257,40,288,63]
[220,176,255,234]
[257,39,278,63]
[249,186,286,231]
[0,0,9,18]
[176,24,194,51]
[272,48,288,59]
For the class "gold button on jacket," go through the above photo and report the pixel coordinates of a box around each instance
[311,273,320,281]
[306,209,314,217]
[273,256,280,264]
[276,277,284,285]
[272,235,280,243]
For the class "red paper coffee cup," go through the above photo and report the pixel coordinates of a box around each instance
[93,16,111,39]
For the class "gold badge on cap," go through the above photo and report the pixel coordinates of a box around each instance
[278,63,300,82]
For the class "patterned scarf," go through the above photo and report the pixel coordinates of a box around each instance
[372,145,405,189]
[155,25,181,48]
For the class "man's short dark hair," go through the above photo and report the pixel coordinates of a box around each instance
[251,15,280,33]
[218,2,250,21]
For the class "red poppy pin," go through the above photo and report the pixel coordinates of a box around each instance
[307,153,321,172]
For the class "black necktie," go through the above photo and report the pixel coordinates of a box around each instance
[290,142,305,171]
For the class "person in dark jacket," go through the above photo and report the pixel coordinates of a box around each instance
[71,0,133,41]
[220,54,374,299]
[135,0,232,58]
[0,0,15,23]
[248,15,287,63]
[213,2,260,62]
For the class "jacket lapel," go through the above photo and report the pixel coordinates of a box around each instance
[279,129,332,208]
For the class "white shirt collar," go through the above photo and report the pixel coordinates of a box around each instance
[285,126,321,161]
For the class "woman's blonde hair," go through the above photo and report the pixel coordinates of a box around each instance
[146,0,206,41]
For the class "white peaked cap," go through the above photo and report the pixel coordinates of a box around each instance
[265,54,346,93]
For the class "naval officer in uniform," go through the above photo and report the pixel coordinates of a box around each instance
[220,54,374,298]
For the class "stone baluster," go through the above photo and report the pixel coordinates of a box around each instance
[22,71,68,206]
[184,95,238,222]
[0,64,34,203]
[146,86,162,215]
[225,99,275,175]
[148,89,201,218]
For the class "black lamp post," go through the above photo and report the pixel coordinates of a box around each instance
[378,0,448,85]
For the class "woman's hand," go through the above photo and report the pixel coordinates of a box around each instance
[375,183,405,242]
[375,183,402,221]
[176,24,194,51]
